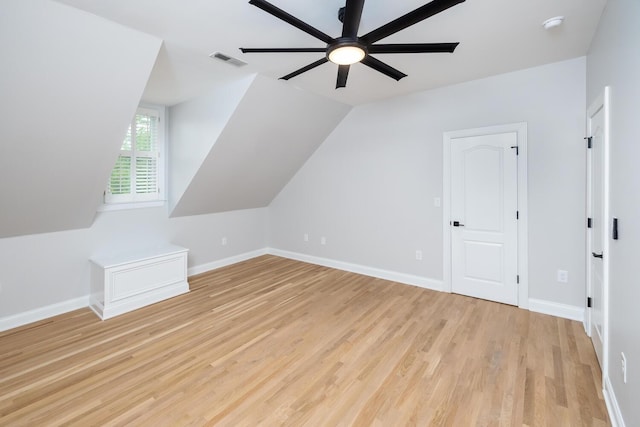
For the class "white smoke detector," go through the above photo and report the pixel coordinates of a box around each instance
[542,16,564,30]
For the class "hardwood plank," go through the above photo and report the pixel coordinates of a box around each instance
[0,255,609,426]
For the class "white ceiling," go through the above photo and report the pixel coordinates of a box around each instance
[56,0,606,106]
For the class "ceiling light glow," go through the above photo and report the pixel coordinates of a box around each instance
[328,45,366,65]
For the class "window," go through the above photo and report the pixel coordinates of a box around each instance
[105,107,164,205]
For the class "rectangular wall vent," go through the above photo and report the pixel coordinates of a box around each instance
[210,52,247,67]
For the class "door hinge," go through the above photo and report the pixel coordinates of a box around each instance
[587,217,592,228]
[585,136,593,149]
[510,145,519,155]
[516,211,519,220]
[587,297,592,308]
[517,275,520,284]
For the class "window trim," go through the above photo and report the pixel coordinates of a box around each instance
[97,200,165,212]
[101,105,167,211]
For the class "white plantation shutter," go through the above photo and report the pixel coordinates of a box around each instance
[105,107,163,204]
[108,155,131,195]
[135,155,158,194]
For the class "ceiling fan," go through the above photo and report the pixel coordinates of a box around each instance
[240,0,465,89]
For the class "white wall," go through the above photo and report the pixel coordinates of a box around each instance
[270,57,586,307]
[0,207,267,319]
[587,0,640,425]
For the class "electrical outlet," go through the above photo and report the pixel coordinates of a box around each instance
[557,270,568,283]
[415,250,423,261]
[622,352,627,383]
[221,237,227,246]
[304,233,309,242]
[320,237,326,245]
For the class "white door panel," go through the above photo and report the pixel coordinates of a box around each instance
[464,241,503,283]
[461,147,503,231]
[451,133,518,305]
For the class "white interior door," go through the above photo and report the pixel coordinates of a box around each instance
[587,92,608,369]
[450,132,518,305]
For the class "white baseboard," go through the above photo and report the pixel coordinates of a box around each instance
[528,298,584,321]
[0,251,589,335]
[187,248,268,276]
[268,248,443,292]
[604,376,626,427]
[0,295,90,333]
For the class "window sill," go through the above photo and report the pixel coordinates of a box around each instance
[97,200,166,213]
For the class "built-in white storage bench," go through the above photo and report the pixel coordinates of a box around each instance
[90,244,189,320]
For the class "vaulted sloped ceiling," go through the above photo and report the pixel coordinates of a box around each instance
[169,74,352,217]
[167,75,256,213]
[53,0,606,106]
[0,0,162,238]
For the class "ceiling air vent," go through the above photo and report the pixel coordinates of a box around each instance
[209,52,247,67]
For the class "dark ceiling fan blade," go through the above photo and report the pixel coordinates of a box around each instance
[361,56,407,81]
[241,47,327,53]
[368,42,459,54]
[249,0,334,44]
[336,65,350,88]
[361,0,465,44]
[342,0,366,38]
[280,57,329,80]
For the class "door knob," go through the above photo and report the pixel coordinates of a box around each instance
[592,252,603,259]
[451,221,464,227]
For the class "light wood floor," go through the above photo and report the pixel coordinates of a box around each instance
[0,255,609,426]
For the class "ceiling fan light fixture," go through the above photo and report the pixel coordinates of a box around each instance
[243,0,465,87]
[327,44,366,65]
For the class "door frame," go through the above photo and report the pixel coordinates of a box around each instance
[585,87,610,381]
[443,122,529,308]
